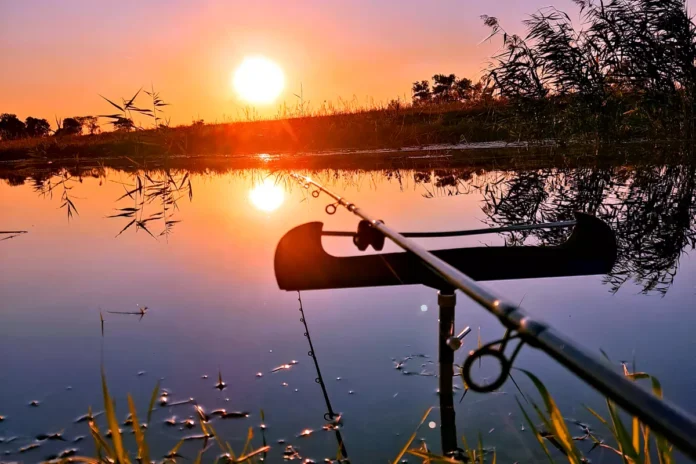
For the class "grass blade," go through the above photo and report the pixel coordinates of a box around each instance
[517,397,554,464]
[606,399,639,464]
[520,370,583,463]
[235,445,271,462]
[128,394,150,464]
[146,380,160,430]
[392,407,433,464]
[101,368,127,463]
[406,449,462,463]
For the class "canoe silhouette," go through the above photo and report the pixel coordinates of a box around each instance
[275,212,617,291]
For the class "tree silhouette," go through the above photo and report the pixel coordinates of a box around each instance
[55,117,83,137]
[411,75,480,104]
[25,117,50,137]
[113,118,135,132]
[77,116,100,135]
[432,74,458,102]
[0,113,27,140]
[411,80,431,104]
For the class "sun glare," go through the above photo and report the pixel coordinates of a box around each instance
[249,178,285,212]
[233,56,285,104]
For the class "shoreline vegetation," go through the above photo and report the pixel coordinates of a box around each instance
[4,0,696,162]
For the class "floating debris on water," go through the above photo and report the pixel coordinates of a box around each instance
[164,450,185,460]
[209,408,227,418]
[348,390,355,395]
[129,424,147,434]
[283,444,301,460]
[164,416,177,427]
[256,372,263,378]
[159,396,169,406]
[336,377,341,381]
[294,388,299,392]
[220,411,250,419]
[167,398,195,407]
[201,374,208,379]
[393,392,399,398]
[180,418,196,429]
[260,423,267,430]
[277,439,286,444]
[322,423,340,431]
[428,421,436,429]
[488,428,495,434]
[215,370,227,391]
[282,382,289,387]
[160,389,170,396]
[122,414,134,427]
[420,304,428,312]
[29,400,40,407]
[298,428,313,438]
[58,448,78,458]
[105,429,122,438]
[183,433,212,441]
[520,425,525,431]
[19,443,40,453]
[137,371,146,376]
[74,411,103,423]
[0,415,5,422]
[270,364,292,373]
[0,437,17,444]
[290,360,299,365]
[36,431,65,441]
[72,436,85,443]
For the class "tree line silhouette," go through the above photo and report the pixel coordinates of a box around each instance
[411,75,493,105]
[4,0,696,144]
[0,86,168,142]
[0,113,102,140]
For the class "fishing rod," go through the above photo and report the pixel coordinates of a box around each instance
[292,173,696,460]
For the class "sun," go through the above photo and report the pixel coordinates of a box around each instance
[249,178,285,212]
[233,56,285,104]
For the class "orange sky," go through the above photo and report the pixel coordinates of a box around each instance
[1,0,580,127]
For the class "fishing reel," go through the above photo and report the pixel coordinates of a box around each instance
[352,220,385,251]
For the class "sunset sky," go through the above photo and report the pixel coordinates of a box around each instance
[1,0,580,126]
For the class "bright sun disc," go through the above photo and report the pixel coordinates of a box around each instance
[233,56,285,104]
[249,179,285,212]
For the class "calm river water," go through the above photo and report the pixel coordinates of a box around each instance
[1,152,695,462]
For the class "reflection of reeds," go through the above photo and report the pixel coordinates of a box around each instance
[108,168,192,239]
[33,169,79,220]
[0,230,28,241]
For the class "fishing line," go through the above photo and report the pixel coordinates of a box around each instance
[296,291,348,459]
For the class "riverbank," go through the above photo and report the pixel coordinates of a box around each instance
[0,102,512,162]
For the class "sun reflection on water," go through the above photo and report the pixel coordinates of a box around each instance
[249,178,285,212]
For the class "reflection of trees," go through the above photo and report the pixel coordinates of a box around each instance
[4,160,696,294]
[463,166,696,295]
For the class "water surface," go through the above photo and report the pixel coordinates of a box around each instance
[1,153,696,462]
